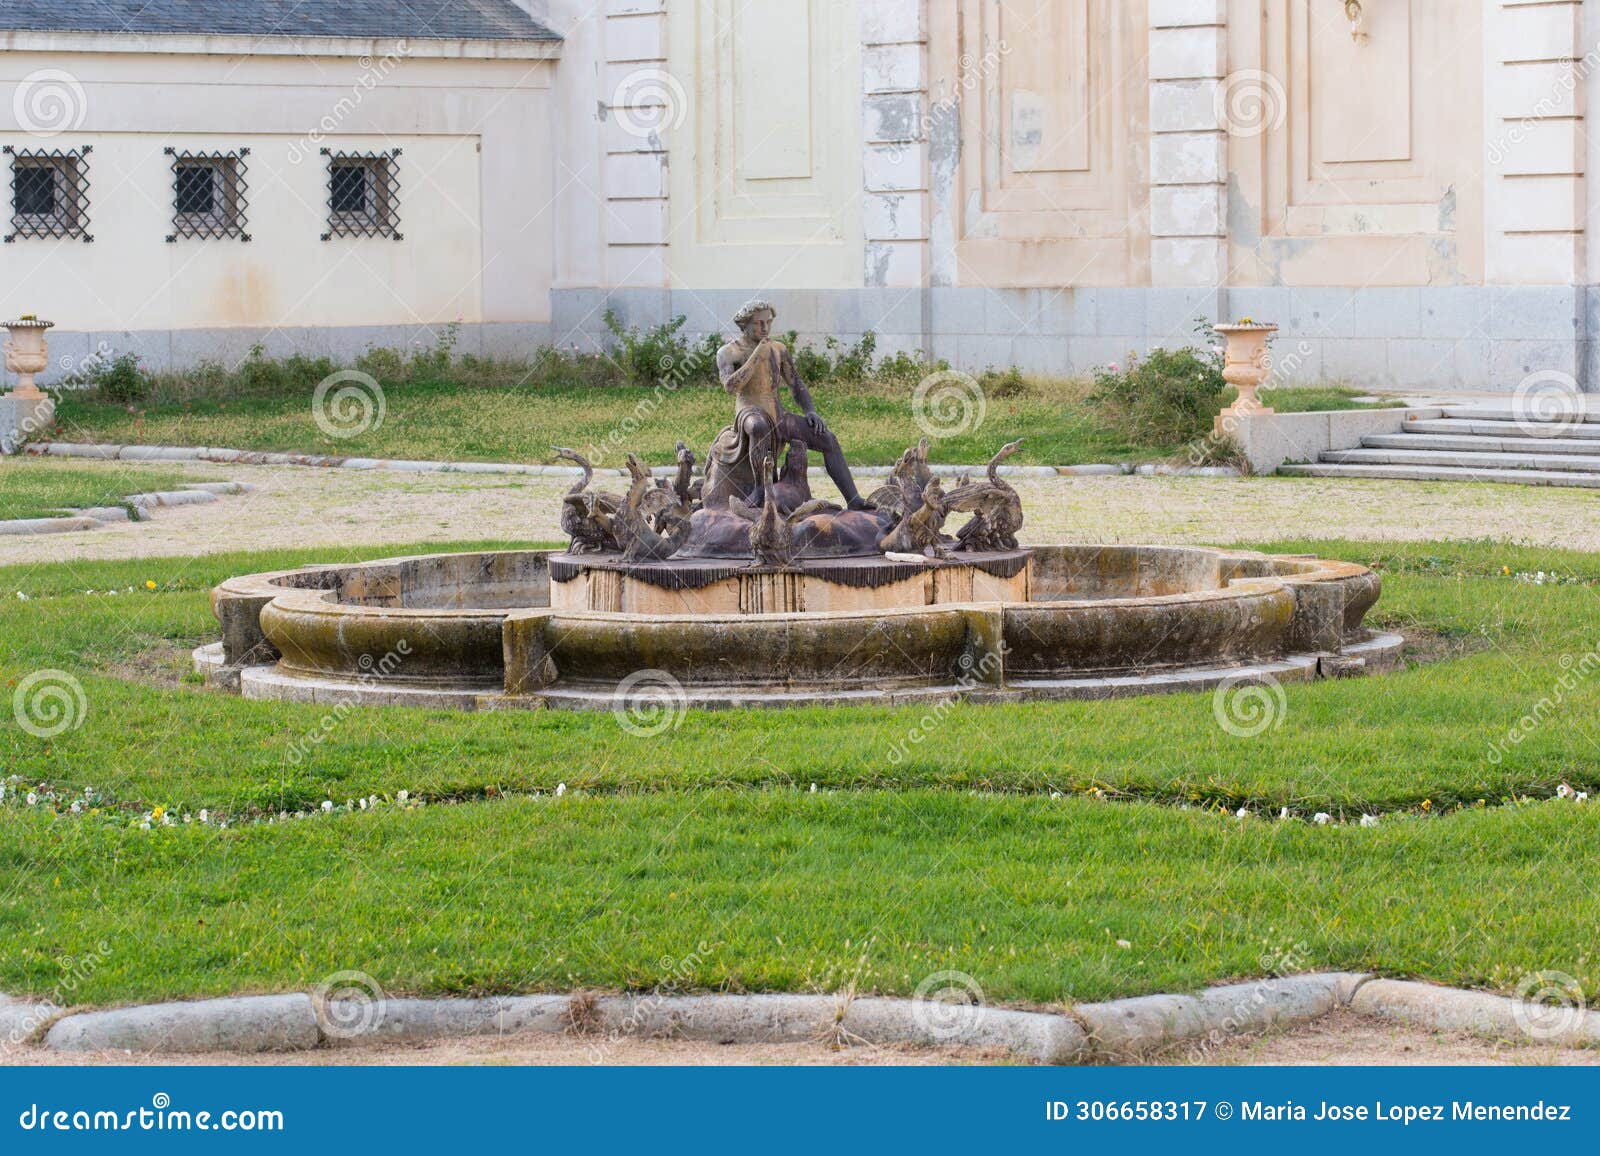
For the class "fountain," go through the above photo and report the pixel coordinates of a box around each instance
[195,303,1399,710]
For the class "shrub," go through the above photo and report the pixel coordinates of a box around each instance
[602,310,718,388]
[1088,335,1228,446]
[84,352,149,404]
[979,366,1030,399]
[778,330,881,386]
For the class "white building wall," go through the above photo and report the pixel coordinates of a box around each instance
[0,34,558,372]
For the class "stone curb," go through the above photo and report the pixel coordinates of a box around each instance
[26,442,1240,480]
[45,994,319,1053]
[1349,978,1600,1047]
[0,481,252,536]
[29,974,1367,1061]
[1,997,59,1048]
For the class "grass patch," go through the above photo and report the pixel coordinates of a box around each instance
[47,366,1387,469]
[3,535,1592,1006]
[51,376,1151,467]
[1,537,1595,816]
[0,460,192,521]
[0,791,1593,1006]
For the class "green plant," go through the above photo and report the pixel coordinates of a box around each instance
[979,366,1030,399]
[83,352,149,405]
[1088,331,1227,445]
[602,310,718,389]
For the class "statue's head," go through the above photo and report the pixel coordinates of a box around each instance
[733,298,776,341]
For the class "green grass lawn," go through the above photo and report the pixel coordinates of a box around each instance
[48,379,1384,468]
[2,537,1594,1007]
[0,461,192,521]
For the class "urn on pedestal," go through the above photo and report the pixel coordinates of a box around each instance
[3,317,54,400]
[1213,321,1277,432]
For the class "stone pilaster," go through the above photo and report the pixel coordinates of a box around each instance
[1485,0,1584,286]
[601,0,670,288]
[860,0,928,287]
[1147,0,1227,289]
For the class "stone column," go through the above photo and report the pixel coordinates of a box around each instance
[601,0,671,290]
[1147,0,1227,293]
[860,0,929,289]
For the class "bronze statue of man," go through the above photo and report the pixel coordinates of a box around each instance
[712,299,871,510]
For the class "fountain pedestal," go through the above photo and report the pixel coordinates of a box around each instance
[548,550,1033,615]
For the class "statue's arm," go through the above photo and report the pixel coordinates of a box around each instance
[780,345,819,421]
[718,341,767,394]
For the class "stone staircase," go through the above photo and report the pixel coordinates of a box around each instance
[1278,406,1600,487]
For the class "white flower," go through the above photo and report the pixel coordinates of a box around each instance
[139,820,150,830]
[397,790,408,803]
[1279,807,1290,820]
[15,591,27,600]
[359,797,368,811]
[1115,938,1132,949]
[555,782,567,797]
[1557,783,1575,800]
[1360,814,1379,828]
[182,813,191,823]
[199,809,209,824]
[1235,807,1250,819]
[26,792,37,806]
[320,800,333,813]
[809,783,817,794]
[70,800,82,814]
[1313,812,1332,825]
[1050,791,1062,799]
[1579,792,1589,804]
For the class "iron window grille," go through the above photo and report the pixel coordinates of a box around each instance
[165,148,250,242]
[321,148,402,240]
[4,145,91,242]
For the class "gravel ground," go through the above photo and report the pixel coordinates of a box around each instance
[5,457,1600,566]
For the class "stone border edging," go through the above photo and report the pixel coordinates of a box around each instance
[1349,979,1600,1047]
[13,973,1600,1061]
[20,977,1359,1060]
[25,442,1240,479]
[0,482,252,536]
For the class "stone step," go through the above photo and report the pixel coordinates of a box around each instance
[1404,417,1600,440]
[1279,462,1600,488]
[1439,406,1600,425]
[1330,446,1600,472]
[1366,432,1600,456]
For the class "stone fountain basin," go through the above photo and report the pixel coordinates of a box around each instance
[197,545,1396,710]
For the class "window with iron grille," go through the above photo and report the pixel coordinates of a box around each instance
[321,148,402,240]
[165,148,250,242]
[4,146,91,242]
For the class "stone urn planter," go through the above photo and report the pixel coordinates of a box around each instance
[3,317,54,400]
[1213,321,1277,429]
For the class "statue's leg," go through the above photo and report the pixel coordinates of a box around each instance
[804,424,868,509]
[741,412,776,504]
